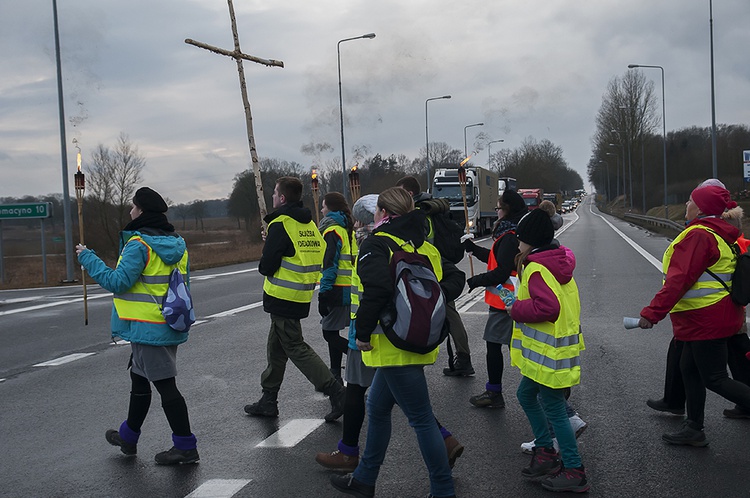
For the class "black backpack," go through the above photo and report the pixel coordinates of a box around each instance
[705,233,750,306]
[427,213,465,264]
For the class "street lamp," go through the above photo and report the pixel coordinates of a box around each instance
[487,139,504,169]
[425,95,451,192]
[463,122,483,158]
[611,129,626,209]
[338,32,375,200]
[709,0,718,177]
[629,63,668,218]
[606,152,620,199]
[618,106,634,210]
[598,159,610,201]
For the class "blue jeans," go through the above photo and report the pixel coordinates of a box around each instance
[517,376,582,469]
[354,366,454,497]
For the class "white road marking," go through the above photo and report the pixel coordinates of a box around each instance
[588,204,662,271]
[185,479,252,498]
[191,268,258,281]
[205,302,263,319]
[0,293,111,317]
[0,378,5,383]
[33,352,96,367]
[111,339,130,345]
[255,419,324,448]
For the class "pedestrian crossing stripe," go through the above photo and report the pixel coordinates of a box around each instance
[184,479,252,498]
[33,352,96,367]
[255,419,324,448]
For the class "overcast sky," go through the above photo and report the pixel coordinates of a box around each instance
[1,0,748,204]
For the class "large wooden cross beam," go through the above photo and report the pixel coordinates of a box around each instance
[186,0,284,231]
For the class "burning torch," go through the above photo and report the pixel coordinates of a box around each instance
[73,139,88,325]
[458,157,474,276]
[349,165,361,203]
[311,168,320,226]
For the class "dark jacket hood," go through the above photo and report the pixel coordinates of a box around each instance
[373,210,428,248]
[265,201,313,225]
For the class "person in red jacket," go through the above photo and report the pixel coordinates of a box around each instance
[638,184,750,446]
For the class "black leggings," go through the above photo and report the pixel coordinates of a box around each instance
[342,383,367,448]
[323,330,349,374]
[486,341,505,386]
[127,371,191,436]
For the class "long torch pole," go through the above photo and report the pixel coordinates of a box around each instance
[73,143,88,325]
[311,169,320,226]
[458,162,474,276]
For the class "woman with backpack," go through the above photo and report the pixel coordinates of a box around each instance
[317,192,357,384]
[330,187,461,498]
[76,187,198,465]
[638,183,750,446]
[510,207,589,493]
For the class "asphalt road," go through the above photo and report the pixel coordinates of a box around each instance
[1,197,748,497]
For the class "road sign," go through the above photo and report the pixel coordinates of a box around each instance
[744,150,750,181]
[0,202,52,219]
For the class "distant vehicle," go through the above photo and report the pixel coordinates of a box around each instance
[542,192,563,213]
[498,177,517,196]
[433,166,499,235]
[517,188,543,210]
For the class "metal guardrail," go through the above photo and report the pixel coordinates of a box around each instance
[624,213,684,232]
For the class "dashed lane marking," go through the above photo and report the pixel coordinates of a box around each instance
[185,479,252,498]
[0,293,111,317]
[33,352,96,367]
[204,302,263,319]
[191,268,258,281]
[255,419,324,448]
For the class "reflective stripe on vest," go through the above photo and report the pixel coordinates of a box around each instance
[263,215,324,303]
[360,232,443,367]
[322,224,358,287]
[665,224,736,313]
[484,231,517,309]
[113,236,189,324]
[510,261,583,389]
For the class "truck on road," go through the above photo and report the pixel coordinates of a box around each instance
[517,188,543,210]
[432,166,498,235]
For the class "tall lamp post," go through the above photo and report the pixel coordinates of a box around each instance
[598,159,610,201]
[463,123,484,158]
[709,0,718,177]
[606,151,620,198]
[338,32,375,200]
[629,64,668,218]
[487,139,504,168]
[610,129,626,209]
[425,95,451,192]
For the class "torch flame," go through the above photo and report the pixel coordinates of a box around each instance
[311,168,318,180]
[350,165,358,173]
[77,151,82,172]
[460,155,472,167]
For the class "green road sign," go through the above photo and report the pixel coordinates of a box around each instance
[0,202,52,219]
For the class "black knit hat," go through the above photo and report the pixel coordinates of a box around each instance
[133,187,168,213]
[516,208,554,247]
[501,189,528,217]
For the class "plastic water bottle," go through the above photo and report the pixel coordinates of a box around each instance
[497,286,516,308]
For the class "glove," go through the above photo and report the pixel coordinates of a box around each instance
[463,238,476,253]
[318,292,331,317]
[466,276,480,291]
[460,233,475,243]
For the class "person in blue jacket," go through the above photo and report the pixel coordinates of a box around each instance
[76,187,198,465]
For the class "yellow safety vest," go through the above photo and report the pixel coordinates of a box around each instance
[322,224,358,287]
[665,224,736,313]
[263,215,324,303]
[510,261,584,389]
[113,236,189,323]
[361,232,442,368]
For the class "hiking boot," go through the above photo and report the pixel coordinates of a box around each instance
[324,382,346,422]
[569,414,588,438]
[443,352,475,377]
[469,390,505,408]
[723,405,750,419]
[541,465,590,493]
[330,473,375,498]
[315,449,359,472]
[244,391,279,417]
[154,447,200,465]
[444,435,464,469]
[105,429,137,456]
[662,421,709,447]
[521,446,561,478]
[646,398,685,415]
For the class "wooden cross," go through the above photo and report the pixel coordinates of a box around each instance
[185,0,284,231]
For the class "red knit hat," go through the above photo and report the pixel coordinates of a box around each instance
[690,185,736,216]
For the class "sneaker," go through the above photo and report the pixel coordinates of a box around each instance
[569,414,588,438]
[469,390,505,408]
[315,449,359,472]
[723,406,750,419]
[662,421,709,447]
[520,437,558,455]
[541,465,590,493]
[521,446,561,478]
[444,435,464,469]
[646,398,685,415]
[330,473,375,498]
[105,429,137,456]
[442,353,475,377]
[154,447,200,465]
[244,391,279,418]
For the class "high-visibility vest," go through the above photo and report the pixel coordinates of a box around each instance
[262,215,324,303]
[510,261,584,389]
[665,224,736,313]
[360,232,442,368]
[484,232,518,310]
[113,236,189,323]
[322,224,358,287]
